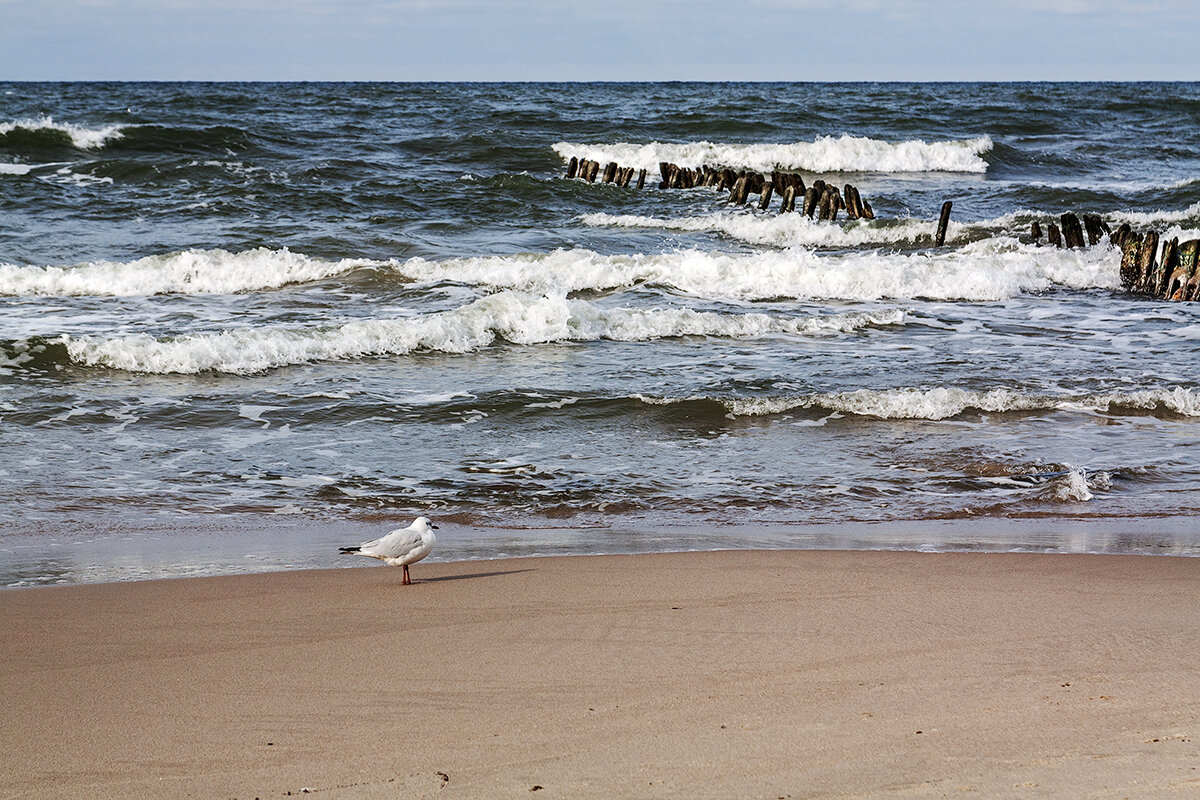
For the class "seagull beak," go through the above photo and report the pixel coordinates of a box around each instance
[431,524,439,529]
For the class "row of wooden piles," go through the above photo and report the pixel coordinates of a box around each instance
[1029,211,1198,300]
[564,156,876,221]
[1029,212,1110,249]
[567,158,1196,300]
[1114,227,1200,301]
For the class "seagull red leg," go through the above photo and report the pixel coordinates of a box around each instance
[402,564,411,585]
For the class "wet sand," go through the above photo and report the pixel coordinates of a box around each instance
[2,549,1199,798]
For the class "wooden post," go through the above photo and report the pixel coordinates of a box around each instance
[759,182,774,211]
[1171,239,1199,300]
[1160,237,1181,298]
[1139,231,1161,294]
[1031,221,1043,241]
[843,184,861,219]
[1060,213,1084,248]
[729,175,748,205]
[818,188,843,221]
[1047,223,1062,248]
[635,168,646,189]
[1185,241,1200,301]
[566,156,579,180]
[1119,234,1143,289]
[802,187,819,218]
[780,185,796,213]
[586,160,599,182]
[602,162,618,183]
[935,201,952,247]
[1111,223,1131,249]
[1083,215,1104,246]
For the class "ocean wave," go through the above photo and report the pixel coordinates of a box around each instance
[5,239,1119,302]
[553,135,993,174]
[395,240,1118,301]
[634,386,1200,420]
[1108,201,1200,228]
[581,211,955,248]
[0,248,365,296]
[57,293,904,374]
[0,116,125,150]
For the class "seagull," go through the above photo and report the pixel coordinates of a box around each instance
[339,517,438,585]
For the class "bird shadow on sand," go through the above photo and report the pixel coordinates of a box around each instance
[420,568,534,583]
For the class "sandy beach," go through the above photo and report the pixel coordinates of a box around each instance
[2,549,1199,799]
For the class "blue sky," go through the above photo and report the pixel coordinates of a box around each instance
[2,0,1198,81]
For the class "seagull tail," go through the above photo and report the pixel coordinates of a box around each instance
[338,546,361,554]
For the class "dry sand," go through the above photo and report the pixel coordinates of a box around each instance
[2,549,1199,799]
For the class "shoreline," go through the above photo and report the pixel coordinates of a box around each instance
[4,548,1200,798]
[6,514,1200,589]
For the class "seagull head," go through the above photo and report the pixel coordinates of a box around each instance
[414,516,439,531]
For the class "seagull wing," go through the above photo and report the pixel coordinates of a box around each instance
[362,528,424,559]
[352,535,385,552]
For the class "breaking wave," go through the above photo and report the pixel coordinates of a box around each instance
[2,239,1119,302]
[0,248,365,296]
[582,211,955,248]
[394,240,1118,301]
[635,386,1200,420]
[56,292,904,374]
[553,135,993,174]
[1108,201,1200,229]
[0,116,126,150]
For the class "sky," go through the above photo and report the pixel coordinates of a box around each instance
[1,0,1199,81]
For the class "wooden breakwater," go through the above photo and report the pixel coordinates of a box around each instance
[1029,211,1198,301]
[566,159,1197,302]
[1112,225,1200,301]
[564,157,876,222]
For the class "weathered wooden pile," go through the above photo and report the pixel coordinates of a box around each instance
[1113,225,1200,301]
[1029,211,1198,300]
[564,156,876,221]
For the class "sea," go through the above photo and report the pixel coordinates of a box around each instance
[2,81,1199,586]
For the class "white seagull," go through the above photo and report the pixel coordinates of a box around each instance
[340,517,438,585]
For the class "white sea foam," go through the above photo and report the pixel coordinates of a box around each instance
[1108,202,1200,228]
[60,292,903,374]
[0,248,365,296]
[5,240,1119,302]
[0,116,126,149]
[553,135,993,174]
[1049,469,1095,502]
[394,239,1118,301]
[635,386,1200,420]
[0,163,34,175]
[52,166,113,188]
[581,211,956,248]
